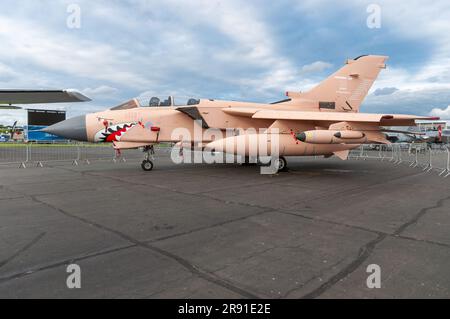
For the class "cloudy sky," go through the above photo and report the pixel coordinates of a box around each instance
[1,0,450,125]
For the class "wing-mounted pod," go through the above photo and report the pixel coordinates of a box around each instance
[295,130,367,144]
[328,121,390,144]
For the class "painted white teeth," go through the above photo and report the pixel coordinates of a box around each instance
[95,122,135,142]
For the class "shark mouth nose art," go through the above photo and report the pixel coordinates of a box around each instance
[94,122,137,142]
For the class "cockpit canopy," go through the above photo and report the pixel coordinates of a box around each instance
[110,96,200,110]
[143,96,200,107]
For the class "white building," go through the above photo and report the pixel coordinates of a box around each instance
[415,120,449,132]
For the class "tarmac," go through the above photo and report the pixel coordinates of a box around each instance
[1,153,450,298]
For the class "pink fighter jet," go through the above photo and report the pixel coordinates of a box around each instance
[43,55,438,172]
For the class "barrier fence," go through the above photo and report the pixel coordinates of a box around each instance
[348,143,450,178]
[0,142,449,177]
[0,143,144,168]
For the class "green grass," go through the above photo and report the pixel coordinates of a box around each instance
[0,143,111,148]
[0,142,172,148]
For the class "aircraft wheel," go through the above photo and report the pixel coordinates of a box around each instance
[274,156,288,172]
[141,160,154,171]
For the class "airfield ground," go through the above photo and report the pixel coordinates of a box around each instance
[0,153,450,298]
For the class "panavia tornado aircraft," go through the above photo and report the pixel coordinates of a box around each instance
[43,55,438,172]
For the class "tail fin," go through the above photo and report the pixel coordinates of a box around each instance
[300,55,388,112]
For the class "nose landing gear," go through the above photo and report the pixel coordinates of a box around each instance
[141,145,155,171]
[141,160,154,171]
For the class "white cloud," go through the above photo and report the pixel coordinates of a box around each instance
[365,87,450,115]
[0,109,27,126]
[0,63,20,83]
[299,61,332,75]
[1,0,450,124]
[430,106,450,119]
[365,1,450,92]
[0,1,343,105]
[0,16,152,89]
[373,87,399,96]
[81,86,119,99]
[134,0,306,95]
[293,0,450,113]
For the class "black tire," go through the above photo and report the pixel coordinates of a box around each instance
[275,156,288,172]
[141,160,154,171]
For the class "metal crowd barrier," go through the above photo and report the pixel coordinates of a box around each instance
[1,142,449,177]
[0,142,145,168]
[349,143,450,178]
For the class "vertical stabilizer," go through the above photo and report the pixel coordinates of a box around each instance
[303,55,388,112]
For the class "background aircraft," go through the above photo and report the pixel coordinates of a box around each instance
[43,55,438,172]
[384,130,431,143]
[0,89,90,142]
[0,89,90,109]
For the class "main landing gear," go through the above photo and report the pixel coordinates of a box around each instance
[274,156,288,172]
[141,145,155,171]
[240,156,258,166]
[243,156,288,173]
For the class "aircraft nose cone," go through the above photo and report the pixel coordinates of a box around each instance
[296,132,306,142]
[42,115,87,141]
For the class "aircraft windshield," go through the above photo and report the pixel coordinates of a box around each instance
[110,99,140,110]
